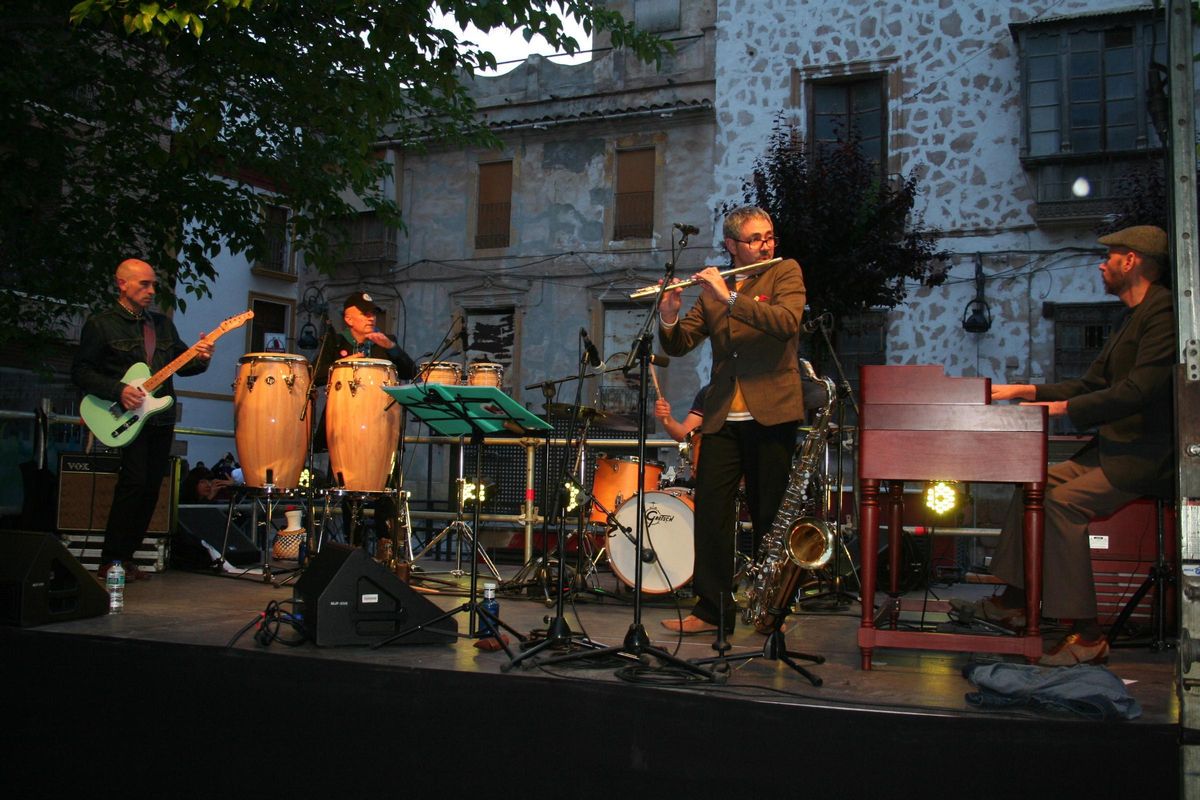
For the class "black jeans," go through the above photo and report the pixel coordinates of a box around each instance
[689,419,797,626]
[101,424,174,563]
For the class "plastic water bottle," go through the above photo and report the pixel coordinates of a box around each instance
[479,582,499,638]
[106,561,125,614]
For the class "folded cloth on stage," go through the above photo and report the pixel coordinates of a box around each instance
[962,662,1141,721]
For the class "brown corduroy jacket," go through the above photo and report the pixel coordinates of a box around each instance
[659,258,808,434]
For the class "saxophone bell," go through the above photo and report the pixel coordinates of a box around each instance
[785,517,835,570]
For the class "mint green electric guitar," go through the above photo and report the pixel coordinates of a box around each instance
[79,310,253,447]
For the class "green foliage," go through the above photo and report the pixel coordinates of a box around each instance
[1,1,667,344]
[735,115,948,319]
[1098,160,1170,236]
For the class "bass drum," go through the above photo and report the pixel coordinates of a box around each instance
[589,454,663,524]
[607,488,694,594]
[233,353,311,489]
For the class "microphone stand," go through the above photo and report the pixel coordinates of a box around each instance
[300,317,333,562]
[519,231,714,681]
[504,337,607,669]
[797,312,862,611]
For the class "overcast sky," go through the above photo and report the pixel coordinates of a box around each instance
[431,10,593,75]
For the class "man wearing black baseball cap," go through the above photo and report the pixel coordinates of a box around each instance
[313,290,416,385]
[311,290,417,555]
[954,225,1175,666]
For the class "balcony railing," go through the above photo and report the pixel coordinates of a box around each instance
[475,202,511,249]
[614,191,653,240]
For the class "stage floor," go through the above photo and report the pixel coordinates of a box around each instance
[4,553,1182,797]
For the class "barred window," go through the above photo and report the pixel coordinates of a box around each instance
[475,161,512,250]
[614,148,655,240]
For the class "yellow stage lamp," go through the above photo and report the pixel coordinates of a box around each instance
[563,480,581,513]
[924,480,959,516]
[460,479,490,505]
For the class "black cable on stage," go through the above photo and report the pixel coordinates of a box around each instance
[226,599,307,648]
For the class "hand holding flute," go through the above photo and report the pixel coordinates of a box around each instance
[629,257,782,300]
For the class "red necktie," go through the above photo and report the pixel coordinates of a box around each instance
[143,318,156,365]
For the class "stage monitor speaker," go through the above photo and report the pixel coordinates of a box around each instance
[57,453,171,534]
[294,544,457,646]
[175,505,260,568]
[0,530,108,627]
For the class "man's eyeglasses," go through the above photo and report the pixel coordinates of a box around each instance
[731,235,778,247]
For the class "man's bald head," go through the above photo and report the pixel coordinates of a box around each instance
[115,259,157,311]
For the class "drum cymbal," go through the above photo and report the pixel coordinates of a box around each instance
[544,402,608,422]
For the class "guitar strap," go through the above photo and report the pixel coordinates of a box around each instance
[143,317,156,364]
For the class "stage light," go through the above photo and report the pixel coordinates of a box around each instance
[299,468,312,489]
[563,480,581,513]
[460,478,491,505]
[1071,177,1091,198]
[924,480,959,516]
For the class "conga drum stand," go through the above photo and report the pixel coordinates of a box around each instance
[218,475,302,586]
[373,384,549,653]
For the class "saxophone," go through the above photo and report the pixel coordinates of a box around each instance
[742,360,838,633]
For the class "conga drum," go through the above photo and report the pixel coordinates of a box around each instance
[325,358,401,492]
[467,362,504,388]
[417,361,462,385]
[233,353,311,489]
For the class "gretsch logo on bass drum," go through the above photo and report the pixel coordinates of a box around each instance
[644,506,675,527]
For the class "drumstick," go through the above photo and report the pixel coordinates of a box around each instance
[649,363,662,398]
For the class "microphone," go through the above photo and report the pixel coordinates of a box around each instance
[580,328,603,368]
[802,312,832,333]
[673,223,700,236]
[649,353,670,367]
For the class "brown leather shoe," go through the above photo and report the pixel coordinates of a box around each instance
[661,615,723,635]
[96,561,114,580]
[1039,632,1109,666]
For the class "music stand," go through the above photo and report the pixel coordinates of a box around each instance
[370,384,550,652]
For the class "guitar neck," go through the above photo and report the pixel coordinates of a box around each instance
[142,336,214,394]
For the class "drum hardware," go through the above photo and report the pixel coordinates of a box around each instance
[515,245,717,680]
[216,472,307,587]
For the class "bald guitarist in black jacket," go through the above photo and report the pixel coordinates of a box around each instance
[72,259,212,581]
[961,225,1175,666]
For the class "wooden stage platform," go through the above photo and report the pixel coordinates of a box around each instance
[3,554,1181,798]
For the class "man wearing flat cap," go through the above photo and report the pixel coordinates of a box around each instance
[312,291,416,386]
[954,225,1176,666]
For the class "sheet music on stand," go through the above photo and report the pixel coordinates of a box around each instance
[384,384,552,437]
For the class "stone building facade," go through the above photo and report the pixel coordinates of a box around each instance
[312,0,1191,521]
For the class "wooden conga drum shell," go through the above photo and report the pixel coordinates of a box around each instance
[326,358,401,492]
[233,353,311,489]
